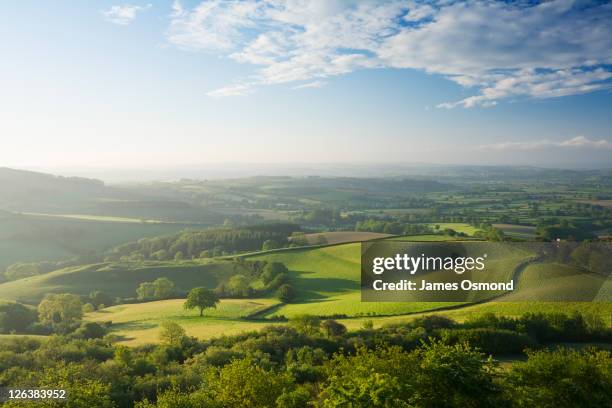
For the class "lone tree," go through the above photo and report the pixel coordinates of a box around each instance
[184,287,219,316]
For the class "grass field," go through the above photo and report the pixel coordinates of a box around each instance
[21,212,165,223]
[428,223,483,235]
[247,241,534,317]
[298,231,392,245]
[84,298,612,345]
[86,298,278,346]
[509,262,611,302]
[339,301,612,331]
[492,223,537,239]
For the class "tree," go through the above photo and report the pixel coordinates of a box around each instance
[261,262,289,285]
[136,281,156,300]
[37,293,83,332]
[72,321,106,339]
[0,301,37,333]
[137,277,176,301]
[262,239,280,251]
[290,314,320,335]
[506,348,612,408]
[228,274,252,297]
[4,262,41,281]
[159,321,186,346]
[153,277,176,299]
[321,319,347,337]
[276,284,296,303]
[206,358,294,408]
[184,287,219,316]
[89,290,113,308]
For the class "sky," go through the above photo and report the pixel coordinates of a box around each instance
[1,0,611,172]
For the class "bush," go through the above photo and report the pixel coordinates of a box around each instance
[276,284,296,303]
[72,322,107,339]
[0,301,38,333]
[321,320,347,337]
[439,328,538,355]
[506,348,612,408]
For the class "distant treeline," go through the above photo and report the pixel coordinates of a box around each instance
[105,223,300,262]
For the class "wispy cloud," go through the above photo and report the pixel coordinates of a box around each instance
[167,1,612,103]
[479,136,612,151]
[103,3,151,26]
[206,82,254,98]
[293,81,326,90]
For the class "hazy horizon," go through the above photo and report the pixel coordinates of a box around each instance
[10,161,610,183]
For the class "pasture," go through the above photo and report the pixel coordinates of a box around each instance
[86,298,278,346]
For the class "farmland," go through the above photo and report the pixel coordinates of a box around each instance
[86,298,278,346]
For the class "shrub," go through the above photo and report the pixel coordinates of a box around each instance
[321,320,347,337]
[276,284,296,303]
[438,328,538,355]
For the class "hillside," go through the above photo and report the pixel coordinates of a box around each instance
[0,259,246,304]
[249,243,459,317]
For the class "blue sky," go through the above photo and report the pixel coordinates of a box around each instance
[1,0,611,170]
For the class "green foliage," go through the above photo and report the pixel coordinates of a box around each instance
[226,274,253,298]
[506,348,612,408]
[276,283,296,303]
[37,293,83,333]
[262,262,289,285]
[137,277,176,301]
[158,321,186,346]
[320,319,347,337]
[4,262,43,281]
[89,291,114,308]
[321,345,416,407]
[107,223,297,261]
[205,358,294,408]
[0,301,38,333]
[72,322,107,340]
[290,314,321,336]
[184,287,219,316]
[262,239,280,250]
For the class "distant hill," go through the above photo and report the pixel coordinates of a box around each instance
[0,167,106,211]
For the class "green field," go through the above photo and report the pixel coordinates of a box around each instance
[87,298,278,346]
[299,231,392,245]
[428,223,483,235]
[247,242,534,317]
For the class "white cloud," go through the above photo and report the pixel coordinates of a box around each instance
[103,3,151,25]
[293,80,326,90]
[206,82,254,98]
[480,136,612,151]
[167,0,612,103]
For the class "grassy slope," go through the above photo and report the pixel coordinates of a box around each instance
[87,298,278,346]
[249,243,461,318]
[0,260,243,304]
[300,231,392,245]
[0,212,193,270]
[428,223,483,235]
